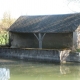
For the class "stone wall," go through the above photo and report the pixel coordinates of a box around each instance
[9,32,38,48]
[43,33,73,49]
[0,48,60,62]
[66,52,80,62]
[0,48,80,63]
[73,26,80,49]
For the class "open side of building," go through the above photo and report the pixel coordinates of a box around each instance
[9,32,73,49]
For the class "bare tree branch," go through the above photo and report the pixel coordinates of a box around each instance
[67,0,80,12]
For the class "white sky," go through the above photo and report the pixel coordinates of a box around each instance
[0,0,80,19]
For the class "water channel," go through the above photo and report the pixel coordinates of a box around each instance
[0,59,80,80]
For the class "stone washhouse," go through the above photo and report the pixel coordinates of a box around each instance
[9,13,80,50]
[0,13,80,63]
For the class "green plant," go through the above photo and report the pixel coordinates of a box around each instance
[0,31,9,46]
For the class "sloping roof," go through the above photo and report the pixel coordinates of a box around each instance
[9,13,80,33]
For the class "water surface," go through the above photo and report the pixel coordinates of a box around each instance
[0,59,80,80]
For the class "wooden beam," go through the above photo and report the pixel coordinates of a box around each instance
[34,33,46,49]
[42,33,46,40]
[34,33,39,40]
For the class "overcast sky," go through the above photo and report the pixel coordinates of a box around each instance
[0,0,80,19]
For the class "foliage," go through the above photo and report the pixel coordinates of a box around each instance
[1,12,16,30]
[0,31,9,46]
[76,49,80,52]
[0,12,16,46]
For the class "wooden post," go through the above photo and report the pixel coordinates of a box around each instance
[39,33,42,49]
[34,33,46,49]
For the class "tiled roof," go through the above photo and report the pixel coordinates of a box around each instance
[9,13,80,33]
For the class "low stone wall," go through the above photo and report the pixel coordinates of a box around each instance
[0,48,80,63]
[0,48,60,62]
[66,52,80,62]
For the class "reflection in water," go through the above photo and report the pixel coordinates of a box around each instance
[60,64,80,80]
[60,65,70,74]
[0,68,10,80]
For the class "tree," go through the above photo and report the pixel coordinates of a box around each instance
[0,12,16,46]
[1,12,16,30]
